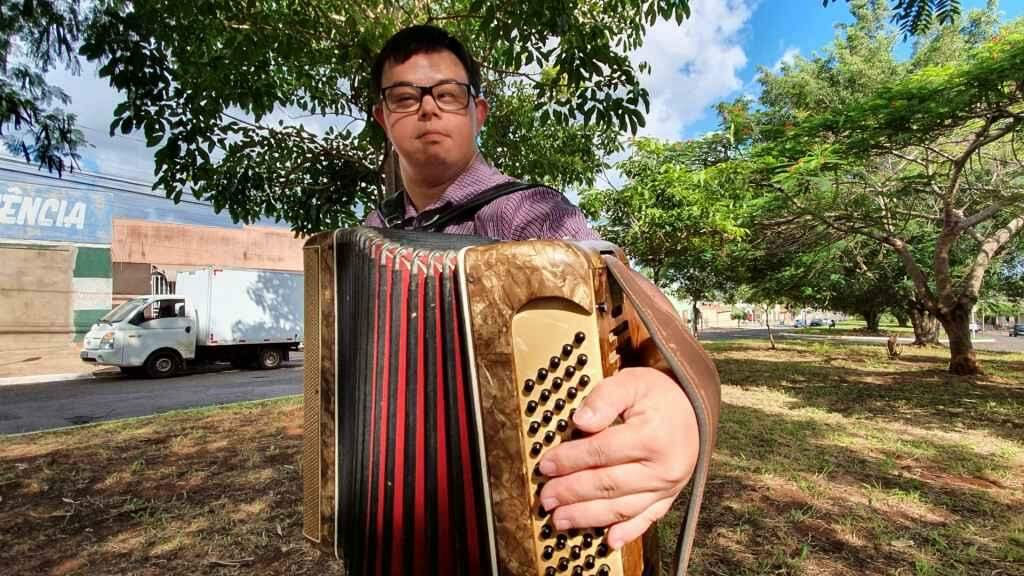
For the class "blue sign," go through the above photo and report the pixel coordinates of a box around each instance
[0,178,113,244]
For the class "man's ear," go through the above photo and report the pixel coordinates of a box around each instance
[372,104,387,132]
[473,97,489,136]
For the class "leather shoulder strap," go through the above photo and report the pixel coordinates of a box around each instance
[602,255,721,576]
[415,181,543,233]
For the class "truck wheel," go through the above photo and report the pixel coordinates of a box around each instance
[257,347,283,370]
[145,350,181,378]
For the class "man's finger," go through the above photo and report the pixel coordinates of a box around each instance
[539,462,664,509]
[571,369,641,433]
[605,496,673,550]
[548,491,660,532]
[538,422,645,477]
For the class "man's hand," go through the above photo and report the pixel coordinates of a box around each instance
[536,367,698,550]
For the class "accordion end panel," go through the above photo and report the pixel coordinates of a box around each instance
[461,241,645,576]
[302,233,338,555]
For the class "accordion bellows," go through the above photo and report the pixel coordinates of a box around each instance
[302,227,720,576]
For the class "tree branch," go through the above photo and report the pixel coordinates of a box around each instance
[962,214,1024,300]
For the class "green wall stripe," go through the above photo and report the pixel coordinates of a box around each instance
[73,247,112,279]
[73,309,107,336]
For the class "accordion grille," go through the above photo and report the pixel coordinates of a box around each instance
[302,245,322,542]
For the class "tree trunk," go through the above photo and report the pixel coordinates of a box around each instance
[862,310,881,332]
[764,304,776,350]
[892,309,910,328]
[936,303,982,375]
[691,301,701,336]
[909,306,941,346]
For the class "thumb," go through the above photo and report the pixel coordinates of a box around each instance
[572,370,639,433]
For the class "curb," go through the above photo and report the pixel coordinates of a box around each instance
[777,332,996,344]
[0,369,121,388]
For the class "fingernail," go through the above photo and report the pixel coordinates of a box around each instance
[555,518,571,531]
[574,406,595,425]
[539,460,556,476]
[541,497,558,511]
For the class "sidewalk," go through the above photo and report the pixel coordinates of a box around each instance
[0,341,118,386]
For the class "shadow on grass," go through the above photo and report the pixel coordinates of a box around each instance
[666,402,1023,576]
[0,400,343,576]
[707,340,1024,446]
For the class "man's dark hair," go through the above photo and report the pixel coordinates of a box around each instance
[370,25,482,99]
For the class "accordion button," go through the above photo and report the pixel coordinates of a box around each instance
[579,375,591,388]
[545,568,556,576]
[542,410,554,424]
[554,398,566,412]
[565,366,576,378]
[524,379,536,394]
[569,528,580,538]
[556,419,569,432]
[566,387,578,400]
[571,545,581,559]
[543,545,555,560]
[551,377,563,391]
[529,421,541,436]
[556,534,568,549]
[577,354,589,366]
[538,504,549,518]
[585,555,596,569]
[598,565,611,576]
[574,331,586,344]
[549,356,561,369]
[582,534,593,548]
[544,431,556,444]
[537,368,549,380]
[531,442,543,456]
[595,527,605,537]
[540,389,551,403]
[558,558,570,571]
[572,567,583,576]
[526,401,539,415]
[541,523,553,539]
[562,344,574,357]
[597,543,609,557]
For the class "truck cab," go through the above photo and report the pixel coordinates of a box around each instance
[81,295,196,378]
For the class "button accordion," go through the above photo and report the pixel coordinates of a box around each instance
[302,227,720,576]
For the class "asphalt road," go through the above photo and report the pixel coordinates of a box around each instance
[0,354,303,435]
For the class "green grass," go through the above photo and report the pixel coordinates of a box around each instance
[2,343,1022,576]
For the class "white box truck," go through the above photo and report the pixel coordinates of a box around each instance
[81,267,303,378]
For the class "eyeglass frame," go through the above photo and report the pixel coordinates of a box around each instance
[378,80,479,113]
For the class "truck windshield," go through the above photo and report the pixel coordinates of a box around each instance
[100,298,149,324]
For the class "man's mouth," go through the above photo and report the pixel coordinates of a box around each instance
[418,131,448,139]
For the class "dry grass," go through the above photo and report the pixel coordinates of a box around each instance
[1,340,1022,576]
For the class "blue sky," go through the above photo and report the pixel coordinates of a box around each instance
[41,0,1024,184]
[669,0,1024,140]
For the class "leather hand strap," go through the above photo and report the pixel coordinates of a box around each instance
[602,255,721,576]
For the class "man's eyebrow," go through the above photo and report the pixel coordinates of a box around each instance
[384,78,467,87]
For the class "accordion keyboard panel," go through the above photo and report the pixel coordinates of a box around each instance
[511,299,625,576]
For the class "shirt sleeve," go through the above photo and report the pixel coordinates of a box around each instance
[490,187,602,242]
[363,210,384,227]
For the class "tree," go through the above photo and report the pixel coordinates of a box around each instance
[0,0,87,175]
[765,18,1024,374]
[79,0,693,234]
[823,0,962,36]
[580,136,750,335]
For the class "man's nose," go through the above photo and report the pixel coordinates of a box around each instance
[418,93,441,118]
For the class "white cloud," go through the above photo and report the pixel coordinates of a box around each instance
[772,46,801,72]
[631,0,754,140]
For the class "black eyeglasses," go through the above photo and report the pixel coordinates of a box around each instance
[380,81,476,113]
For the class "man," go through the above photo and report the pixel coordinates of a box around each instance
[365,25,701,552]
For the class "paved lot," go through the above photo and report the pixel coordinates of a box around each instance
[0,355,303,435]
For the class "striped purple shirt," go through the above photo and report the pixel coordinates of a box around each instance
[364,155,600,241]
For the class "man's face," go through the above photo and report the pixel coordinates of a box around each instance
[373,50,488,175]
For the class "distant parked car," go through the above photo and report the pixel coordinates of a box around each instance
[809,319,825,327]
[1009,324,1024,337]
[794,319,806,328]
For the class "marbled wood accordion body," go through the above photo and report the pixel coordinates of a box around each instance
[302,227,720,576]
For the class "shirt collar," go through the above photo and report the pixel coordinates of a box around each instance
[402,153,511,219]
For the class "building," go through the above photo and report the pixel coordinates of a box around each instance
[0,158,305,353]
